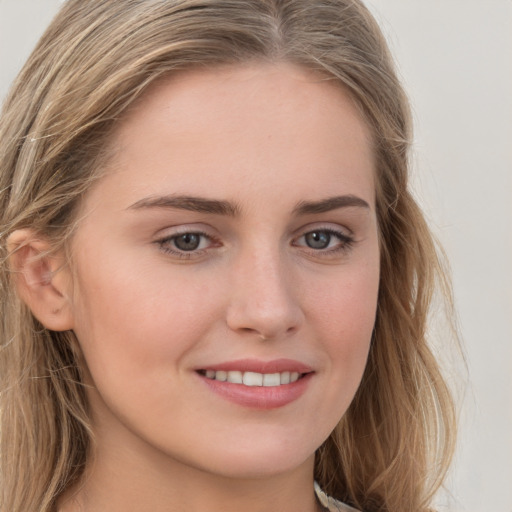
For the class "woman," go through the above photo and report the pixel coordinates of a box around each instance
[0,1,456,511]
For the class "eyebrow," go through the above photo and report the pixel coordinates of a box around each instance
[127,194,370,216]
[128,195,241,216]
[293,195,370,215]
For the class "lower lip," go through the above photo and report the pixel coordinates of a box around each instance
[198,373,313,409]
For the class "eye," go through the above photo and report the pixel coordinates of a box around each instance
[172,233,204,251]
[304,231,333,249]
[293,228,354,254]
[156,230,217,258]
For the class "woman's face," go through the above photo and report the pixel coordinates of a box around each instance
[68,63,380,479]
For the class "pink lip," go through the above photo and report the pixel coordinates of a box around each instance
[199,358,313,374]
[196,358,314,410]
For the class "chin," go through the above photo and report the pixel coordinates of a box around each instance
[187,439,317,480]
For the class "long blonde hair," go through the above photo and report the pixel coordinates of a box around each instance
[0,1,456,510]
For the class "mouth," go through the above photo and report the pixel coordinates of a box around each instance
[197,369,307,387]
[195,359,314,408]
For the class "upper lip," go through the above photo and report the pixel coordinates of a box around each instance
[197,358,313,374]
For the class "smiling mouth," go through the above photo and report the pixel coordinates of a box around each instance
[197,370,307,387]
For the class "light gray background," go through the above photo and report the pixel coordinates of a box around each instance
[1,1,511,510]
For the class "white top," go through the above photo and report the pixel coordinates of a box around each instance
[314,481,360,512]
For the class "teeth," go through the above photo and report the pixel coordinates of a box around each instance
[280,371,290,384]
[215,370,227,382]
[243,371,263,386]
[263,373,280,387]
[226,371,243,384]
[204,370,304,386]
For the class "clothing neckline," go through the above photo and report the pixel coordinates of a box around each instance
[314,481,360,512]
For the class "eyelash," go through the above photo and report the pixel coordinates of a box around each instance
[155,227,355,260]
[292,228,355,256]
[156,230,218,259]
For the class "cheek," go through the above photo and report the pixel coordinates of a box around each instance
[70,256,224,375]
[305,262,379,369]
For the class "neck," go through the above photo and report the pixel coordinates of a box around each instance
[58,425,320,512]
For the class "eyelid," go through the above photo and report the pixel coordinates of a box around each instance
[153,222,216,237]
[291,224,356,256]
[293,228,352,246]
[152,222,356,260]
[154,226,221,259]
[292,221,353,240]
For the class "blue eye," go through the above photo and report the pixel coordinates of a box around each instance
[173,233,202,251]
[157,231,214,258]
[304,231,332,249]
[294,228,354,254]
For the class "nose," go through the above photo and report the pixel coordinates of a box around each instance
[225,248,304,341]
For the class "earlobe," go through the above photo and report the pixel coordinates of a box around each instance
[7,229,74,331]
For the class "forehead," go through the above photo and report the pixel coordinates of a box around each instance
[92,62,375,212]
[121,61,371,143]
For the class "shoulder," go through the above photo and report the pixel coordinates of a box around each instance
[314,482,360,512]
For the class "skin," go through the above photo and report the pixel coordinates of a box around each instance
[46,62,380,511]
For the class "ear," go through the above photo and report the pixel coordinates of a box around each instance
[7,229,74,331]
